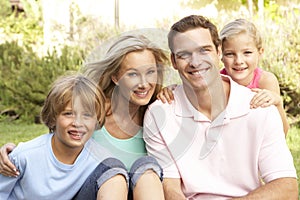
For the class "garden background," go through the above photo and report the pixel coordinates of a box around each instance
[0,0,299,196]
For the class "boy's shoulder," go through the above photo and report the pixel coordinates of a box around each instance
[11,134,50,156]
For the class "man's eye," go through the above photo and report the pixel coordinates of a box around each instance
[177,53,191,59]
[199,48,210,53]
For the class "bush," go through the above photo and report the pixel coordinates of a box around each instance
[0,41,83,122]
[260,4,300,126]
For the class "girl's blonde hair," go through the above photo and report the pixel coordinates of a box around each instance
[220,19,263,50]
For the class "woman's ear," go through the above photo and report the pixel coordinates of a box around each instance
[111,75,119,86]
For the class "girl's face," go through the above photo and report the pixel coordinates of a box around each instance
[112,49,158,106]
[53,98,98,153]
[221,32,263,86]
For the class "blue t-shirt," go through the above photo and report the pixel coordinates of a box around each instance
[92,126,147,170]
[0,134,111,200]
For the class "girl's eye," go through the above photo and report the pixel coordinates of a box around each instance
[224,52,234,57]
[244,51,253,55]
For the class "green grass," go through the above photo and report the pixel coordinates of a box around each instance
[0,122,299,196]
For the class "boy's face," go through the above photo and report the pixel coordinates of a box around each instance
[171,27,221,91]
[53,98,98,152]
[221,32,263,86]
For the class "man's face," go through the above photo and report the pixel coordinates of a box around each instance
[171,27,221,91]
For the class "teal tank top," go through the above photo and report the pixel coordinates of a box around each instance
[92,126,147,170]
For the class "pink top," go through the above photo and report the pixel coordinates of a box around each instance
[220,67,263,89]
[144,75,296,199]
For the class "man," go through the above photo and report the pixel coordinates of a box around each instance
[143,15,298,199]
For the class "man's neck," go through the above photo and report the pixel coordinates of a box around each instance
[184,78,229,120]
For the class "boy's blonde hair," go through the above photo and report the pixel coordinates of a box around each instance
[41,73,106,132]
[220,19,263,50]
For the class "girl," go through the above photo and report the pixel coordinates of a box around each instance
[219,19,289,135]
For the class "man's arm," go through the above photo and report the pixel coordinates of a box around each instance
[163,178,186,200]
[232,177,298,200]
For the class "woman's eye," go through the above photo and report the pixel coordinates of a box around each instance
[147,69,157,75]
[128,72,137,77]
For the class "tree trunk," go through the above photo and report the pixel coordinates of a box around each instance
[247,0,253,17]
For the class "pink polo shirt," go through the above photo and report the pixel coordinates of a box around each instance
[143,75,296,199]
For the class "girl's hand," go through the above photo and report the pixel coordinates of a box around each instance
[250,88,281,109]
[156,84,176,104]
[0,143,19,177]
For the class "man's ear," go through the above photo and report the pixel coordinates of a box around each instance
[111,75,119,86]
[217,45,222,60]
[171,53,178,70]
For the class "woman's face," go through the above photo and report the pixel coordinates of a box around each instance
[112,49,158,106]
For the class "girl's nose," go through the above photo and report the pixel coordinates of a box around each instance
[235,54,244,64]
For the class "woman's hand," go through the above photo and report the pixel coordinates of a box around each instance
[0,143,19,177]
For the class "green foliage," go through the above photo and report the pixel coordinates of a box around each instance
[0,41,83,122]
[259,4,300,125]
[0,0,11,17]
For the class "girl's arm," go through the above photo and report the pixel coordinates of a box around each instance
[250,71,289,135]
[156,84,176,104]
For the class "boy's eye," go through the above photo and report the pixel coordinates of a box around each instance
[63,111,74,117]
[83,112,93,118]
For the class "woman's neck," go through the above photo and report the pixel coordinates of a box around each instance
[105,97,143,139]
